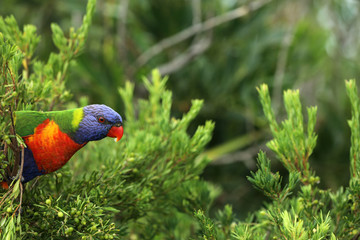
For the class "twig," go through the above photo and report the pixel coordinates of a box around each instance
[19,181,23,212]
[136,0,272,67]
[203,131,262,157]
[11,146,25,216]
[0,187,12,208]
[6,64,17,92]
[9,106,20,177]
[48,95,59,111]
[18,146,24,183]
[0,148,24,212]
[210,143,267,169]
[29,177,40,190]
[153,0,208,76]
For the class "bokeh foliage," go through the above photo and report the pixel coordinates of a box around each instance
[0,2,220,235]
[195,80,360,239]
[2,1,358,196]
[1,0,97,238]
[2,0,360,238]
[0,2,219,238]
[1,68,218,239]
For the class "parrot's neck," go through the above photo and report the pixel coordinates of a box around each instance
[23,119,86,174]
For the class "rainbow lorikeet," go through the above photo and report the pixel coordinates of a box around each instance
[1,104,123,189]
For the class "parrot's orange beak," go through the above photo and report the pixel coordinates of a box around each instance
[107,125,124,142]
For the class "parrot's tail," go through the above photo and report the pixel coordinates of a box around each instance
[1,181,9,190]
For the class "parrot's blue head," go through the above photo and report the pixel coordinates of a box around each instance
[73,104,123,144]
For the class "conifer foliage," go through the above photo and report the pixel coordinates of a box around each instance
[2,0,360,239]
[195,81,360,239]
[224,80,360,239]
[0,0,217,238]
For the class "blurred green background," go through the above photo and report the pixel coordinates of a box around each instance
[1,0,359,218]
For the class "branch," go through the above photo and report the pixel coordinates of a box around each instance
[157,35,211,76]
[9,106,20,177]
[19,146,24,182]
[155,0,207,76]
[210,143,267,169]
[136,0,272,67]
[198,131,263,168]
[12,146,24,216]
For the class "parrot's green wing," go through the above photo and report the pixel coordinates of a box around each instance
[15,111,49,137]
[15,108,84,137]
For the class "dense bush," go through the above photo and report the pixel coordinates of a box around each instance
[2,0,360,239]
[3,0,360,218]
[0,1,217,238]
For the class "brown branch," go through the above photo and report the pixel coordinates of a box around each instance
[3,63,10,91]
[155,0,207,76]
[136,0,272,67]
[0,148,24,215]
[18,146,24,183]
[6,64,17,92]
[48,95,59,111]
[9,106,20,178]
[302,154,309,176]
[210,142,266,169]
[157,35,211,76]
[0,186,12,208]
[14,146,25,215]
[29,177,40,190]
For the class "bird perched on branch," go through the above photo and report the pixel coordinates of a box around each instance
[1,104,123,189]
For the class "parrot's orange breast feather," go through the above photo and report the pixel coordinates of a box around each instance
[23,119,86,173]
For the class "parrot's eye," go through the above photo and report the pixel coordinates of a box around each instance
[98,116,106,123]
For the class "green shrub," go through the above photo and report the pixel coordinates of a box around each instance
[2,0,360,239]
[0,1,217,238]
[194,80,360,239]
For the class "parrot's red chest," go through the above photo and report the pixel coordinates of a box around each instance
[23,119,86,173]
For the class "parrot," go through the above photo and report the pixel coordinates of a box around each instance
[0,104,123,189]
